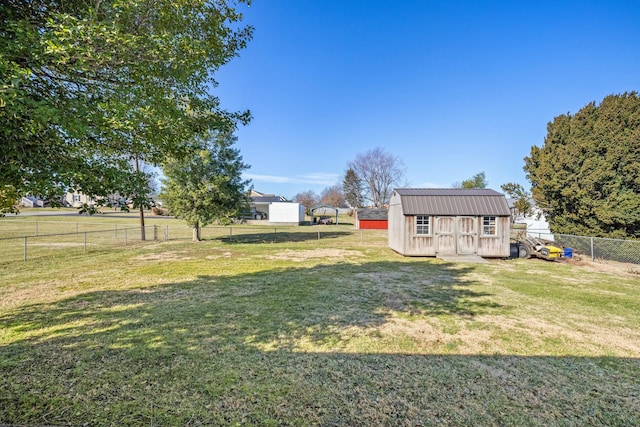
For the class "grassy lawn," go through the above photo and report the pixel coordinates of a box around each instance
[1,215,639,426]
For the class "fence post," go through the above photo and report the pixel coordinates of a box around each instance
[229,227,233,243]
[590,237,595,261]
[76,222,79,236]
[274,228,277,243]
[165,225,168,241]
[124,228,127,246]
[154,225,158,241]
[23,236,27,261]
[317,230,320,241]
[84,232,87,253]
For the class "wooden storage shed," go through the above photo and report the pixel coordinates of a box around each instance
[355,208,388,229]
[388,188,511,257]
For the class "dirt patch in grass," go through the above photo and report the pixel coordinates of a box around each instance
[265,248,365,262]
[488,257,640,277]
[30,242,89,247]
[135,252,192,261]
[205,252,233,259]
[564,257,640,276]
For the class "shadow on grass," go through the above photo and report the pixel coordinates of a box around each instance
[211,230,355,244]
[1,260,638,426]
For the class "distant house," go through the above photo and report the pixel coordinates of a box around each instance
[514,203,553,241]
[62,191,126,209]
[388,188,511,257]
[355,208,388,229]
[20,195,46,208]
[63,191,95,208]
[246,190,287,219]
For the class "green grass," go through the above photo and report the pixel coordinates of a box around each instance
[1,215,639,426]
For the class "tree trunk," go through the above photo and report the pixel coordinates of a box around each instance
[139,204,146,241]
[135,153,146,241]
[192,222,201,241]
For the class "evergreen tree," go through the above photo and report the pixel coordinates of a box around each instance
[342,168,364,208]
[524,92,640,238]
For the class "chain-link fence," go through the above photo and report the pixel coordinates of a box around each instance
[528,232,640,265]
[6,219,638,265]
[0,225,163,262]
[0,222,388,263]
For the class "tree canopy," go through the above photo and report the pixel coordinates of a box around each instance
[459,172,488,189]
[160,132,250,241]
[347,147,405,208]
[293,190,319,215]
[0,0,252,213]
[500,182,532,219]
[320,185,346,208]
[524,92,640,238]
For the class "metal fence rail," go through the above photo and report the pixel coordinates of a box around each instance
[0,225,164,262]
[553,234,640,265]
[527,232,640,265]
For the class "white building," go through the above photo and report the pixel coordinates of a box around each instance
[268,202,306,225]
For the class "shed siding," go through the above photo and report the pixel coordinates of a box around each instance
[404,215,436,256]
[388,195,405,253]
[359,220,388,230]
[476,216,510,257]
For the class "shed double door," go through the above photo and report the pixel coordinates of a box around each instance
[435,216,477,255]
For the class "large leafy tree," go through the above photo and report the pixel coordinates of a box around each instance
[160,132,251,241]
[524,92,640,238]
[0,0,252,214]
[347,147,404,208]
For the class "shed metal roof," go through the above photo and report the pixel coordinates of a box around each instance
[251,195,287,203]
[394,188,510,216]
[356,208,388,220]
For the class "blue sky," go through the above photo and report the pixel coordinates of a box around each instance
[214,0,640,200]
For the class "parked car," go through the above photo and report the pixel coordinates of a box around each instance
[317,215,333,225]
[242,208,268,220]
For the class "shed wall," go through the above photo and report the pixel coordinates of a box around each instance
[404,215,436,256]
[359,220,388,230]
[387,195,406,254]
[476,216,511,257]
[268,202,304,225]
[390,213,510,257]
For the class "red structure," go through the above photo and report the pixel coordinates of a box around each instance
[355,208,388,229]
